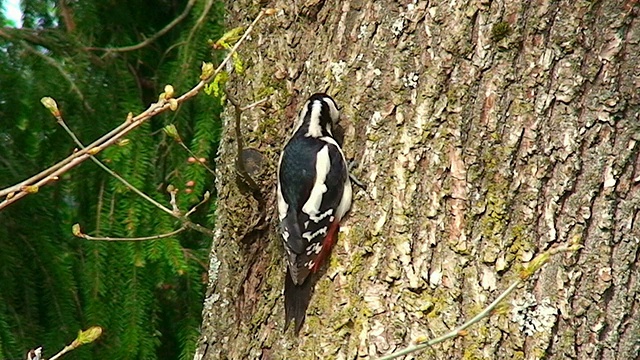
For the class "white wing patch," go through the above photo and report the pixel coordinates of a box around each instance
[277,186,288,221]
[302,227,328,242]
[305,242,322,256]
[336,176,352,220]
[302,145,331,217]
[283,240,292,255]
[276,154,288,221]
[309,208,333,223]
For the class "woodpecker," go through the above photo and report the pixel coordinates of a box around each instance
[277,93,352,333]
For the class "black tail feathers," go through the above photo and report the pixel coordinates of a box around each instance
[284,271,313,335]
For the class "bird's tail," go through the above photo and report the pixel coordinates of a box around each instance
[284,270,313,335]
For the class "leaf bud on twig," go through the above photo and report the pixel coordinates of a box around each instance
[164,84,175,99]
[163,125,182,143]
[72,224,84,237]
[71,326,103,348]
[520,252,550,280]
[169,98,179,111]
[40,97,61,118]
[21,185,39,193]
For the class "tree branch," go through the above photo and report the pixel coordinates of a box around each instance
[58,0,76,32]
[163,124,216,176]
[78,226,186,241]
[185,0,216,50]
[0,8,274,212]
[52,98,215,237]
[85,0,196,53]
[52,104,176,217]
[23,44,92,107]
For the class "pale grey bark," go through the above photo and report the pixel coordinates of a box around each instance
[195,1,640,359]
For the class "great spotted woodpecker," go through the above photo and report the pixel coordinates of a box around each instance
[277,93,352,333]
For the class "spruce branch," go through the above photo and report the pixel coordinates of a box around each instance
[23,41,92,111]
[58,0,76,32]
[85,0,196,53]
[0,28,67,55]
[185,0,216,51]
[376,244,582,360]
[0,8,275,212]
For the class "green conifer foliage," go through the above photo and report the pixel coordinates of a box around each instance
[0,1,224,358]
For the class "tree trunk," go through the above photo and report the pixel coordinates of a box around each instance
[195,1,640,359]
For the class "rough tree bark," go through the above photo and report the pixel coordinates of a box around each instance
[195,1,640,359]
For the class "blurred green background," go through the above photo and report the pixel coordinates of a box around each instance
[0,1,224,358]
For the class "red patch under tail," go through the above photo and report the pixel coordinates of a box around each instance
[311,221,340,273]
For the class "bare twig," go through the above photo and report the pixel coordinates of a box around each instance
[85,0,196,53]
[240,97,269,111]
[25,347,42,360]
[0,116,132,198]
[185,191,210,217]
[0,8,274,212]
[163,125,215,176]
[53,107,215,237]
[48,326,102,360]
[54,108,177,218]
[226,93,262,199]
[169,186,180,214]
[48,347,71,360]
[81,227,186,241]
[179,142,216,176]
[376,244,582,360]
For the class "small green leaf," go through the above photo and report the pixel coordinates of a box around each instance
[200,62,214,80]
[72,326,103,348]
[232,52,244,75]
[210,26,244,49]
